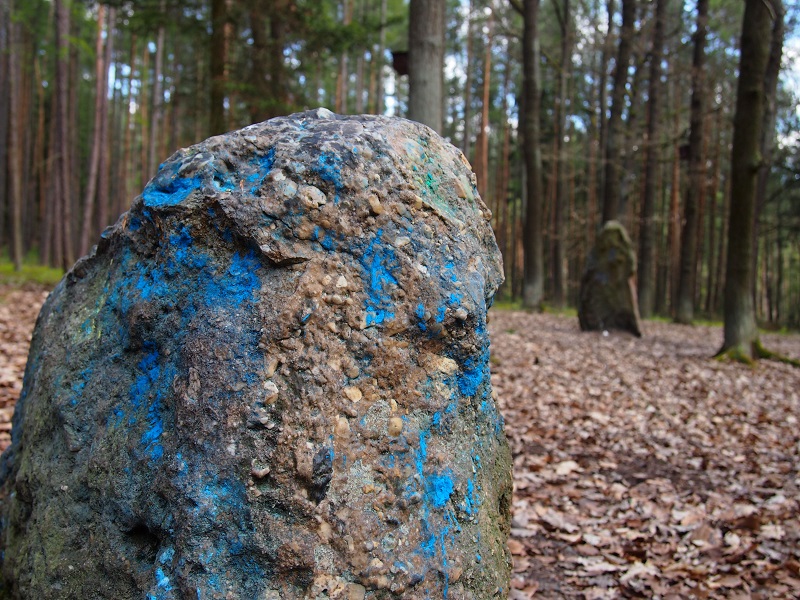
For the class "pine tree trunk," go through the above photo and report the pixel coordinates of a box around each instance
[597,0,614,208]
[552,0,572,309]
[522,0,544,309]
[80,5,107,257]
[462,0,473,155]
[718,0,775,360]
[148,3,166,177]
[97,7,116,236]
[675,0,709,324]
[0,0,9,253]
[55,0,73,269]
[475,11,493,202]
[601,0,634,223]
[408,0,444,133]
[668,69,681,313]
[375,0,388,115]
[752,1,784,311]
[209,0,228,135]
[8,6,24,270]
[637,0,667,317]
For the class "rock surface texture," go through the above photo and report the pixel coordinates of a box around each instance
[0,110,511,599]
[578,221,643,337]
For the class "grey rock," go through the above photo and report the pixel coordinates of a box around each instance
[0,110,511,599]
[578,220,643,337]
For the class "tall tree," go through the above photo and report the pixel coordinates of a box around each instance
[54,0,75,269]
[148,2,166,177]
[209,0,228,135]
[408,0,445,133]
[638,0,668,317]
[675,0,709,324]
[80,5,110,257]
[717,0,776,361]
[520,0,544,309]
[7,0,24,270]
[601,0,635,223]
[0,0,9,254]
[551,0,572,308]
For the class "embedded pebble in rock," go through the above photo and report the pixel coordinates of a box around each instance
[0,109,511,599]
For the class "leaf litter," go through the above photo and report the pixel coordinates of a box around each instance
[1,286,799,598]
[491,310,800,599]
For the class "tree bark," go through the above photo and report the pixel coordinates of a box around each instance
[55,0,74,269]
[597,0,615,209]
[552,0,572,308]
[0,0,9,253]
[521,0,544,309]
[462,0,473,156]
[209,0,228,135]
[8,3,24,270]
[675,0,709,324]
[475,10,493,202]
[148,2,166,178]
[753,0,784,306]
[408,0,445,133]
[97,7,116,235]
[718,0,775,360]
[375,0,388,115]
[601,0,634,223]
[637,0,667,317]
[80,5,107,257]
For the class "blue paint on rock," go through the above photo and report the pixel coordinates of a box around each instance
[360,229,399,326]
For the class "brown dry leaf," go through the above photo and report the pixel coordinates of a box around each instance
[3,290,800,599]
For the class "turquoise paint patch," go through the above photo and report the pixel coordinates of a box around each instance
[426,471,454,508]
[142,171,202,208]
[360,229,398,326]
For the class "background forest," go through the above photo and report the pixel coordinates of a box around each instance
[1,0,799,330]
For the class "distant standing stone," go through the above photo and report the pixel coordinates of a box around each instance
[0,110,511,599]
[578,220,643,337]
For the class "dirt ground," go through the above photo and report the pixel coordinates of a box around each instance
[1,284,799,598]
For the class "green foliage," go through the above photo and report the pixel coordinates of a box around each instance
[0,252,64,287]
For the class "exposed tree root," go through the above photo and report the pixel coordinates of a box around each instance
[715,340,800,367]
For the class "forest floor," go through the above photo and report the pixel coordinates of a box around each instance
[1,283,799,598]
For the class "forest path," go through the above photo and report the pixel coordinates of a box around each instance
[1,285,799,598]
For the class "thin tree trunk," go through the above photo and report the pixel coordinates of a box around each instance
[408,0,445,133]
[120,34,136,216]
[638,0,667,318]
[336,0,353,113]
[704,108,722,314]
[8,8,24,270]
[0,0,8,253]
[462,0,473,155]
[148,2,166,177]
[55,0,74,269]
[597,0,614,209]
[33,55,46,251]
[552,0,572,308]
[140,44,150,185]
[80,5,107,256]
[375,0,388,114]
[675,0,709,324]
[668,69,681,313]
[718,0,775,359]
[522,0,544,309]
[602,0,634,223]
[475,11,493,202]
[209,0,228,135]
[97,7,116,235]
[753,0,784,308]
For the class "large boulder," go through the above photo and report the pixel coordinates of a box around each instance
[0,110,511,599]
[578,220,643,337]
